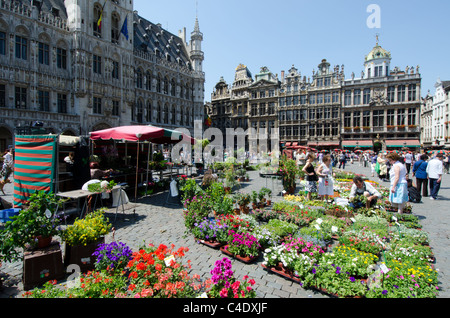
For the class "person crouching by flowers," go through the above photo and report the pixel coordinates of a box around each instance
[386,152,409,214]
[349,175,381,209]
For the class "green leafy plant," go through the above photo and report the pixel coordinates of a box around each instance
[0,191,65,262]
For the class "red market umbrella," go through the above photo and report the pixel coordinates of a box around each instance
[90,125,166,212]
[90,125,165,142]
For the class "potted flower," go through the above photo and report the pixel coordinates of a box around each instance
[92,241,134,273]
[192,218,229,248]
[0,191,64,262]
[232,192,250,214]
[279,156,298,194]
[207,257,256,298]
[61,208,112,272]
[220,229,261,263]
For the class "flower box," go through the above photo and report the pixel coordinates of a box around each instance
[195,238,224,249]
[220,245,258,264]
[261,263,300,284]
[64,237,105,272]
[22,242,64,291]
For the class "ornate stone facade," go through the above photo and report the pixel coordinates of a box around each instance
[0,0,204,150]
[208,41,421,151]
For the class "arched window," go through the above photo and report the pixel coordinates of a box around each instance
[156,73,162,93]
[136,68,143,89]
[180,82,184,99]
[163,76,169,95]
[146,71,152,91]
[164,104,169,124]
[93,3,103,37]
[171,105,176,125]
[111,12,120,44]
[180,108,184,126]
[171,78,176,96]
[146,100,152,122]
[136,99,143,123]
[157,102,162,123]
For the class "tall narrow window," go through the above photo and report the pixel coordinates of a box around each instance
[387,110,395,126]
[15,35,27,60]
[363,89,371,104]
[353,111,361,127]
[15,87,27,109]
[38,42,50,65]
[112,100,119,116]
[93,4,102,37]
[145,71,152,90]
[398,85,406,102]
[353,89,361,105]
[57,93,67,113]
[387,86,395,103]
[112,60,119,79]
[111,13,120,44]
[93,54,102,74]
[344,90,351,106]
[0,31,5,56]
[57,47,67,69]
[136,100,143,123]
[408,84,417,101]
[136,69,143,89]
[0,84,5,107]
[93,97,102,114]
[38,90,50,111]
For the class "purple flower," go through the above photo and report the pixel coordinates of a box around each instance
[349,277,355,282]
[382,290,388,295]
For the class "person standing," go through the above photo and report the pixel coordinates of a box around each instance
[426,153,444,200]
[386,152,409,214]
[302,153,318,201]
[370,153,377,177]
[404,151,413,175]
[317,155,334,202]
[412,154,429,197]
[2,148,14,181]
[443,155,449,174]
[338,151,347,169]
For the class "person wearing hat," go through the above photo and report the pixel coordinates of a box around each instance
[426,153,444,200]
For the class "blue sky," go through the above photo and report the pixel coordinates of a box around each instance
[134,0,450,101]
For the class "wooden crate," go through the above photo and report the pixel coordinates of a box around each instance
[23,242,65,291]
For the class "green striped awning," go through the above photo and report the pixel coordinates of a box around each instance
[13,135,57,207]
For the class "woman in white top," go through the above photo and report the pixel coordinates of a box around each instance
[316,155,334,202]
[386,152,409,213]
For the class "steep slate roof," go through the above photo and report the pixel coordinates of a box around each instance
[442,81,450,91]
[132,11,191,69]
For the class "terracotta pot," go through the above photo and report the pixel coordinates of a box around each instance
[36,236,53,249]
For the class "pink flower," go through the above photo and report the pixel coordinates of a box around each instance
[220,288,228,298]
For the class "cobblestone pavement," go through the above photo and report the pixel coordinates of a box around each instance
[1,162,449,298]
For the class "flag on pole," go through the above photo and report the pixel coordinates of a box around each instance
[97,0,107,30]
[121,16,129,40]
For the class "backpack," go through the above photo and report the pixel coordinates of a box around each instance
[408,186,421,203]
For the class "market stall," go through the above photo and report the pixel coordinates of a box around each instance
[89,125,195,204]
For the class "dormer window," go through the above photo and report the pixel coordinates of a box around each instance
[51,7,59,17]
